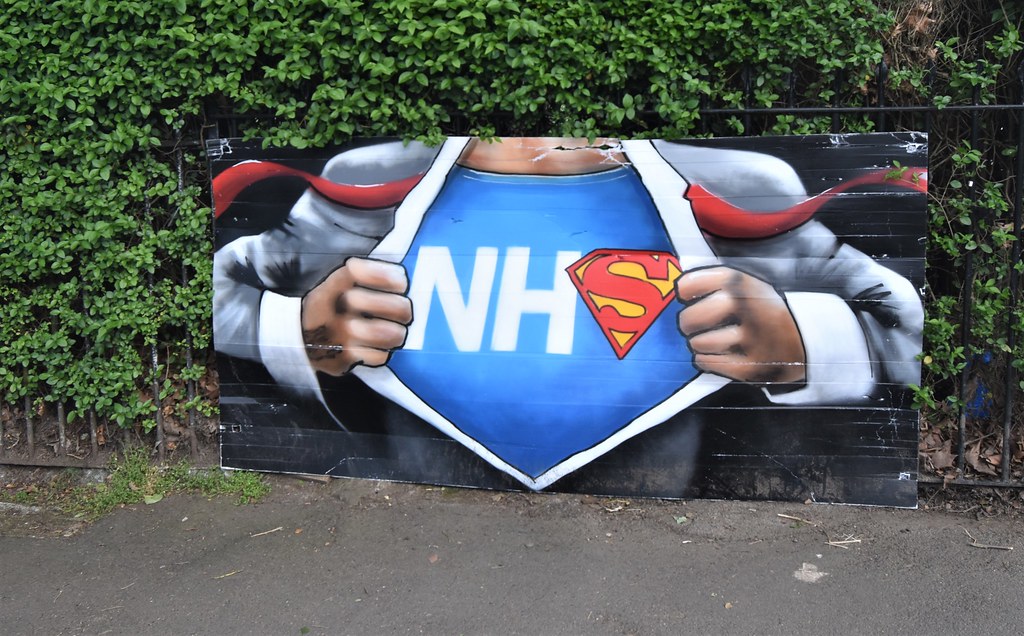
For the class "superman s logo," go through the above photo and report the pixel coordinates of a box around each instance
[567,249,683,359]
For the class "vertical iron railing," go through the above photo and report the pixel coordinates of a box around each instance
[999,62,1024,483]
[694,61,1023,487]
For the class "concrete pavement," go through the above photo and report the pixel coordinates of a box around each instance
[2,475,1022,635]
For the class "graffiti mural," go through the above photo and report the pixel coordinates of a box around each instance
[211,134,927,506]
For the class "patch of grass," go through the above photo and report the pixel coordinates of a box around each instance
[1,447,270,520]
[10,490,36,505]
[159,461,271,503]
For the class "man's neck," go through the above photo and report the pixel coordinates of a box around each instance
[457,137,626,175]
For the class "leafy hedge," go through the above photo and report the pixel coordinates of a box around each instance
[0,0,1020,430]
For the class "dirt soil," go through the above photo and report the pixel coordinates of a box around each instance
[2,465,1021,539]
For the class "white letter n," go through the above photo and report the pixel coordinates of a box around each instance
[405,246,498,352]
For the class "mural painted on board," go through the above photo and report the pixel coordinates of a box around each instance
[211,134,928,506]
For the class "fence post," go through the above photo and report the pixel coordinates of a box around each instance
[741,65,752,134]
[149,294,165,463]
[177,142,200,461]
[144,194,165,463]
[955,64,985,477]
[876,61,888,132]
[24,395,34,459]
[89,409,99,458]
[831,71,843,133]
[699,95,709,135]
[1000,62,1024,482]
[56,401,67,455]
[923,61,937,134]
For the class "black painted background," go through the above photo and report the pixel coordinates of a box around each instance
[212,134,925,507]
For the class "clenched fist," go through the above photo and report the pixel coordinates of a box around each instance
[301,257,413,376]
[676,266,806,384]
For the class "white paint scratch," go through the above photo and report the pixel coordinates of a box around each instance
[794,562,828,583]
[208,138,233,160]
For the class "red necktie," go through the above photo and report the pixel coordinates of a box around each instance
[212,160,424,218]
[685,168,928,239]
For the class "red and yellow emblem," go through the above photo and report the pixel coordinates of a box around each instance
[567,249,683,359]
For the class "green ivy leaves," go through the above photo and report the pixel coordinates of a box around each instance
[3,0,1019,428]
[1,0,214,425]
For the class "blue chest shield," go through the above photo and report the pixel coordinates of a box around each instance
[385,165,703,482]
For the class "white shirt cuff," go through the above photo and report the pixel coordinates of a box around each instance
[258,292,323,399]
[764,292,874,405]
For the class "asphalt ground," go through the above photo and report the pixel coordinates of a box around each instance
[1,474,1023,635]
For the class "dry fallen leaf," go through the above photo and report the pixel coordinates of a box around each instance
[966,442,998,476]
[931,444,955,470]
[428,554,439,564]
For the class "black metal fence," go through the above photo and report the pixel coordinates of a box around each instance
[2,61,1022,488]
[688,62,1024,488]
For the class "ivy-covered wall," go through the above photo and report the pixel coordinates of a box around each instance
[1,0,1021,436]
